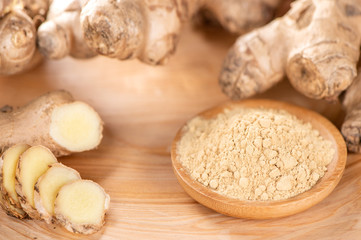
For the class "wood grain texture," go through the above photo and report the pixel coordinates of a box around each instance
[0,25,359,239]
[172,99,347,219]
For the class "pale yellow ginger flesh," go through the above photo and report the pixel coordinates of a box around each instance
[49,101,103,152]
[35,163,80,223]
[55,180,109,234]
[2,144,30,206]
[16,145,57,218]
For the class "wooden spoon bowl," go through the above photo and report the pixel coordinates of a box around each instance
[171,99,347,219]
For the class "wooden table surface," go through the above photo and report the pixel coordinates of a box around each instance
[0,25,360,240]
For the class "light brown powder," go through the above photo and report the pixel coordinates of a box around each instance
[176,107,335,201]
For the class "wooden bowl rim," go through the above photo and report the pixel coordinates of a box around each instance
[171,99,347,219]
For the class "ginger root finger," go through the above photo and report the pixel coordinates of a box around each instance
[0,0,12,17]
[202,0,281,34]
[37,0,96,59]
[0,8,37,75]
[81,0,145,61]
[0,90,103,157]
[219,19,285,100]
[20,0,49,21]
[220,0,361,101]
[0,0,49,75]
[15,145,58,219]
[341,68,361,153]
[34,163,81,224]
[0,144,30,219]
[54,180,110,235]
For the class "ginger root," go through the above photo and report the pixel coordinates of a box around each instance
[37,0,282,64]
[0,90,103,157]
[341,68,361,153]
[219,0,361,101]
[0,0,48,75]
[37,0,97,59]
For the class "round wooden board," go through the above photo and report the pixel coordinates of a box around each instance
[172,99,347,219]
[0,25,360,239]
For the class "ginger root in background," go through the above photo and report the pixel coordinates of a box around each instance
[37,0,282,64]
[0,0,284,73]
[0,0,49,75]
[219,0,361,152]
[341,69,361,153]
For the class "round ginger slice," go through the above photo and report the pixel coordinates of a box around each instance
[0,144,30,219]
[49,101,103,153]
[54,180,110,235]
[34,163,81,224]
[15,145,58,219]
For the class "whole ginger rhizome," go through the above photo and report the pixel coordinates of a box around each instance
[177,107,335,201]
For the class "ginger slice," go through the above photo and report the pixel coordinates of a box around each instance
[0,144,30,218]
[54,180,110,235]
[34,163,80,224]
[15,145,58,219]
[49,101,103,153]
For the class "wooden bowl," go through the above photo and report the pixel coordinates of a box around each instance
[171,99,347,219]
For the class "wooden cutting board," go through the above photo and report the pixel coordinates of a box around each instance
[0,25,360,240]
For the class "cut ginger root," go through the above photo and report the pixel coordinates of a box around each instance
[0,144,30,219]
[34,163,81,224]
[0,90,103,157]
[15,145,58,219]
[54,180,110,235]
[219,0,361,101]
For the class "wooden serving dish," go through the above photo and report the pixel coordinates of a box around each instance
[171,99,347,219]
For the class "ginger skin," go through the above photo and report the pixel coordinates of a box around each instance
[0,90,103,157]
[37,0,97,59]
[0,0,48,75]
[37,0,281,64]
[0,1,12,17]
[219,0,361,101]
[81,0,281,64]
[341,68,361,153]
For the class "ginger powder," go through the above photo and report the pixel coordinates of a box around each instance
[176,107,335,201]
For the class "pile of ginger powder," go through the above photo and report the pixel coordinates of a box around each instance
[176,107,335,201]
